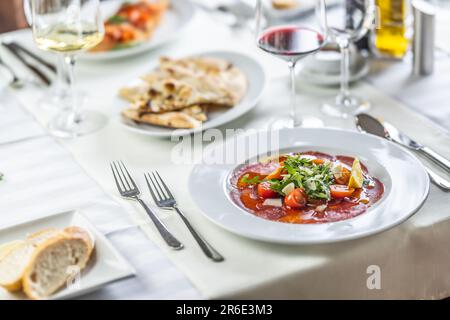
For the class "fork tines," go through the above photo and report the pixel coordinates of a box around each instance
[145,171,173,204]
[110,161,139,195]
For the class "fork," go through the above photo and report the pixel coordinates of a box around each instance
[110,161,183,250]
[145,171,224,262]
[0,56,24,89]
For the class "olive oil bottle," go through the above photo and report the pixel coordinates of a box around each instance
[373,0,409,58]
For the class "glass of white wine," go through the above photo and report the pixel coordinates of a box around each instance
[31,0,105,138]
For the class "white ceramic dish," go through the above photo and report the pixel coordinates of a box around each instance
[0,210,135,300]
[265,0,339,20]
[80,0,195,61]
[117,50,267,138]
[297,58,369,86]
[189,128,430,244]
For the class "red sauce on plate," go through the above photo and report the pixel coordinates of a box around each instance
[229,152,384,224]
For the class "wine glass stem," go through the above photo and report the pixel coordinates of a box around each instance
[56,55,68,93]
[64,54,81,124]
[288,60,298,127]
[339,42,350,99]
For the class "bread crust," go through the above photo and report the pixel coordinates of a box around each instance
[21,227,94,299]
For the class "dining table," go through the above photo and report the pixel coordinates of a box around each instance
[0,4,450,300]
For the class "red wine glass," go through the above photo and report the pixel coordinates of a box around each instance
[255,0,328,127]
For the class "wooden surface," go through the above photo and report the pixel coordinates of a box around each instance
[0,0,28,33]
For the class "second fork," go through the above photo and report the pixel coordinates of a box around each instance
[145,171,224,262]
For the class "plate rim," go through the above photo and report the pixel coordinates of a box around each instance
[188,127,430,244]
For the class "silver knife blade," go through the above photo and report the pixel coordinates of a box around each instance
[356,113,450,191]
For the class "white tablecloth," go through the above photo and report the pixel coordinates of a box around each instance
[1,9,450,299]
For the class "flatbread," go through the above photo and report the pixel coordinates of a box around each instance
[119,56,247,129]
[122,105,208,129]
[130,57,247,113]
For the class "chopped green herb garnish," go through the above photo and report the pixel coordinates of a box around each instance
[111,42,139,51]
[268,155,334,200]
[241,174,263,185]
[107,15,128,25]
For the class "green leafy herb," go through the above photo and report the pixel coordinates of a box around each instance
[107,15,128,25]
[268,155,334,200]
[240,174,263,185]
[111,42,139,51]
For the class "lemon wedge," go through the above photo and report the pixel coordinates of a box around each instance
[348,158,364,189]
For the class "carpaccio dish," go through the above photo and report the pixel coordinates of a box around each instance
[229,151,384,224]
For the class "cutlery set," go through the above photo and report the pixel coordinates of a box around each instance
[356,113,450,191]
[111,161,224,262]
[0,41,55,87]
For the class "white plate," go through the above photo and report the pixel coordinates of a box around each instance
[266,0,339,20]
[297,59,370,86]
[189,128,430,244]
[118,50,267,138]
[80,0,195,61]
[0,210,135,300]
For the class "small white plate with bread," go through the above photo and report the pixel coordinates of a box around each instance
[0,210,135,300]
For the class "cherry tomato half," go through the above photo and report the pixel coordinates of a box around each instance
[330,184,355,199]
[257,181,278,199]
[284,188,307,209]
[334,167,351,185]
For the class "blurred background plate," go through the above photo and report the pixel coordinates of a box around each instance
[80,0,195,61]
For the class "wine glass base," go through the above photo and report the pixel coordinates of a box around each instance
[48,110,107,138]
[321,94,370,118]
[269,115,324,129]
[296,116,324,128]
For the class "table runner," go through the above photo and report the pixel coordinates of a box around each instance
[2,10,450,299]
[0,88,46,145]
[0,92,201,299]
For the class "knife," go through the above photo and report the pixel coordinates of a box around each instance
[8,42,56,74]
[1,42,51,86]
[356,113,450,191]
[382,121,450,174]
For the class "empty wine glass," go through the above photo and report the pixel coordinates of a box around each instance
[31,0,106,138]
[255,0,328,127]
[321,0,376,118]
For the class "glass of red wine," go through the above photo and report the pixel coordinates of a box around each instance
[255,0,327,127]
[321,0,376,118]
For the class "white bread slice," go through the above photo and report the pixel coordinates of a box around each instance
[22,227,93,299]
[27,228,61,245]
[0,240,25,261]
[0,228,65,292]
[0,242,35,291]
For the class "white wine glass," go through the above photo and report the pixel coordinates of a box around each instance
[255,0,328,127]
[31,0,106,138]
[24,0,70,110]
[321,0,376,118]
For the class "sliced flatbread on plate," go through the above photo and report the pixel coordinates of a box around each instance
[119,55,247,129]
[122,105,208,129]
